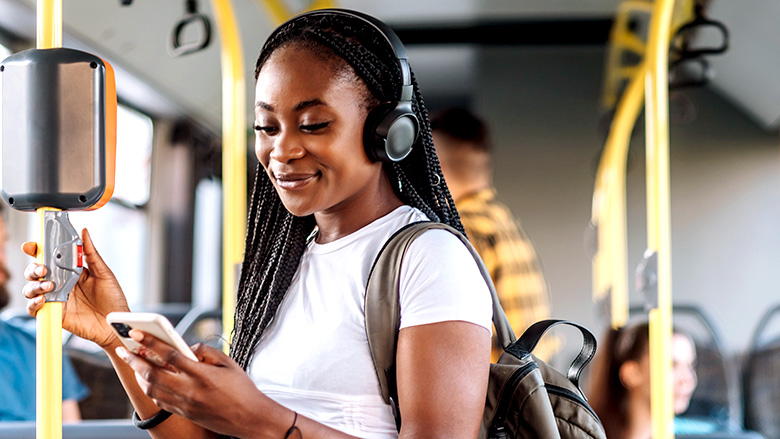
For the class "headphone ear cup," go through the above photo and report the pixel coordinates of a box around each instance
[363,102,419,163]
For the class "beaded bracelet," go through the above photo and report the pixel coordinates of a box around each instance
[132,409,172,430]
[284,411,300,439]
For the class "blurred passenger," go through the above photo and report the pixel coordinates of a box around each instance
[430,107,556,361]
[0,205,88,421]
[588,321,715,439]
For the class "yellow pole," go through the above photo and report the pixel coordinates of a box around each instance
[36,1,63,438]
[645,0,676,438]
[209,0,247,353]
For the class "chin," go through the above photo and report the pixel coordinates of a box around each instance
[674,400,692,415]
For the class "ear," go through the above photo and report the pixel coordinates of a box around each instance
[619,360,644,389]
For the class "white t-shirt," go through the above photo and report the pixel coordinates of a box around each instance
[247,206,492,438]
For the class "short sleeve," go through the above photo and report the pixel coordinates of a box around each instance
[397,229,493,332]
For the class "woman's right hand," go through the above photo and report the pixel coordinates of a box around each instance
[22,228,130,348]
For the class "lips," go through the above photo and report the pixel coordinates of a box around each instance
[273,171,318,190]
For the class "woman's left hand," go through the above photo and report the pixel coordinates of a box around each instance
[116,331,286,439]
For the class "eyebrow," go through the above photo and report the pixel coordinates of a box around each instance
[254,99,327,113]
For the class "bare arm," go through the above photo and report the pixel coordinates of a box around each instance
[62,400,81,423]
[396,321,491,439]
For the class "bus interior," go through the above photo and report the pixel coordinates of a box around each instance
[0,0,779,438]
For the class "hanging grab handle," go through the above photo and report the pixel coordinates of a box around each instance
[169,0,212,57]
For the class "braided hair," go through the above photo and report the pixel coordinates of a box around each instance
[230,11,463,369]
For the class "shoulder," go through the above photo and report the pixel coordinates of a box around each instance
[1,319,36,342]
[397,225,493,332]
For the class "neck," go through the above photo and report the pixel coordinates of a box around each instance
[625,392,653,439]
[448,176,491,201]
[314,172,403,244]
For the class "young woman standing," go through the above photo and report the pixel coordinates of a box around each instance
[23,9,492,439]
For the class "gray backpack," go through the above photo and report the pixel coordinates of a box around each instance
[364,221,607,439]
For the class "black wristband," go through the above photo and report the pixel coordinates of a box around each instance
[284,411,300,439]
[132,409,172,430]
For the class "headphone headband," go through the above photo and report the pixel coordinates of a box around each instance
[270,8,413,99]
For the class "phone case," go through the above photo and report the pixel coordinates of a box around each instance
[106,312,199,364]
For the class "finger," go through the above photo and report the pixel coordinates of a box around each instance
[116,347,158,394]
[26,296,45,317]
[22,279,54,299]
[130,330,200,374]
[21,241,38,257]
[24,263,47,281]
[81,229,114,277]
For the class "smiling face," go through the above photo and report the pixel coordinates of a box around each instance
[254,44,394,225]
[620,331,698,415]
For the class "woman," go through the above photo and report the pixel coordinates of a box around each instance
[588,322,701,439]
[22,9,492,439]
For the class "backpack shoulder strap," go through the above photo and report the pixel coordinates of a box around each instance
[364,221,514,428]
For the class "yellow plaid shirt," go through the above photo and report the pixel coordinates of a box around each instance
[457,188,557,362]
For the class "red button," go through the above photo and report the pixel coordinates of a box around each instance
[76,245,83,268]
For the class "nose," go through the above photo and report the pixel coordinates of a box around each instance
[267,132,305,164]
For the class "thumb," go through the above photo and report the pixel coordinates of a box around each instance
[81,229,114,277]
[191,343,235,368]
[21,241,38,257]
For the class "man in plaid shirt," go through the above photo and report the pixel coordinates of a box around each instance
[431,108,557,362]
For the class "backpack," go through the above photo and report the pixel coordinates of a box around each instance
[364,221,607,439]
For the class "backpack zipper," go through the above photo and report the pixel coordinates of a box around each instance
[545,384,600,421]
[490,361,538,435]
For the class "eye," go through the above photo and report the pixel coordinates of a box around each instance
[254,124,278,135]
[300,122,329,132]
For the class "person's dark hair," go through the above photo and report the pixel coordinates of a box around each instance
[588,322,694,439]
[429,107,491,153]
[229,11,463,369]
[588,322,651,439]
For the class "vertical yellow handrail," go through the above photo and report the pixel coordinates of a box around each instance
[208,0,247,352]
[36,2,62,438]
[645,0,676,438]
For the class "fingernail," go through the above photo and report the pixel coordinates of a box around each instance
[41,281,53,291]
[129,330,144,342]
[34,266,45,277]
[115,346,128,359]
[36,296,45,304]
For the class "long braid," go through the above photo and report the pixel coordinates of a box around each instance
[230,12,464,371]
[231,167,315,369]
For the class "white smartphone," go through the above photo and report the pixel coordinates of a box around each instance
[106,312,199,366]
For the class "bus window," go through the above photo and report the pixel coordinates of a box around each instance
[0,43,9,143]
[69,104,154,309]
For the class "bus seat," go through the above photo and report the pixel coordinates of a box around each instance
[65,345,132,419]
[630,304,735,428]
[743,304,780,439]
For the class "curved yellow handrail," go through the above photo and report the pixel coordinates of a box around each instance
[256,0,338,26]
[591,65,645,328]
[208,0,247,353]
[601,0,653,110]
[36,1,63,438]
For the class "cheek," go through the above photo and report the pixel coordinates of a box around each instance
[255,136,270,166]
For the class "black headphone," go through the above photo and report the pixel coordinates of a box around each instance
[270,9,420,163]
